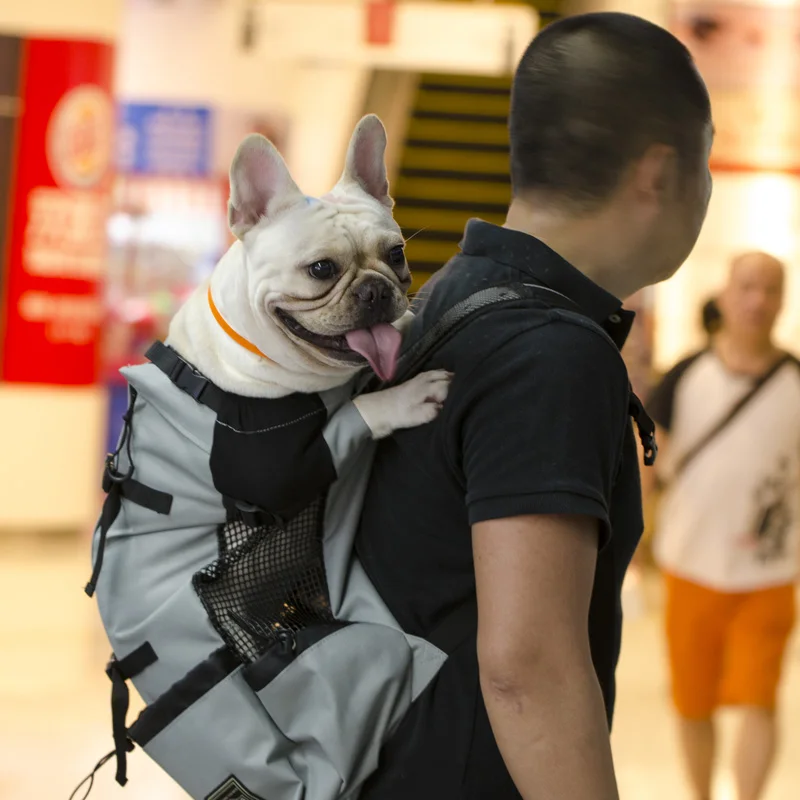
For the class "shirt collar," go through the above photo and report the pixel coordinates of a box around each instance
[459,219,634,349]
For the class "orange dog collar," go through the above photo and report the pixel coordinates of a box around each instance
[207,287,271,361]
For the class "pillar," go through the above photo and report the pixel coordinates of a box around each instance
[0,1,121,533]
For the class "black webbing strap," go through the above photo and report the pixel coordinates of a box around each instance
[85,387,174,598]
[390,283,570,388]
[105,643,158,786]
[85,487,122,598]
[145,340,226,414]
[100,472,173,514]
[388,281,658,467]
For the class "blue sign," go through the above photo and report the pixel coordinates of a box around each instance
[118,103,212,177]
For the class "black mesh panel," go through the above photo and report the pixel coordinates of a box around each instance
[193,495,334,663]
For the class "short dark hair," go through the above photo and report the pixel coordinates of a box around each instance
[701,297,722,336]
[509,13,712,207]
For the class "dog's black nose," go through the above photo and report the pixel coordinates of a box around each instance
[354,278,394,311]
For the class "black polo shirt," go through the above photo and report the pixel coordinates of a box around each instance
[356,220,644,800]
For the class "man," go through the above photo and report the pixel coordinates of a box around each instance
[647,252,800,800]
[357,12,713,800]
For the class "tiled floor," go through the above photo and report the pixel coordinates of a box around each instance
[1,535,798,800]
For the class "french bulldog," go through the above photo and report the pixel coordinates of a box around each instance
[166,114,451,438]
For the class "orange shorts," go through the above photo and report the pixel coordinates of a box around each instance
[664,572,796,718]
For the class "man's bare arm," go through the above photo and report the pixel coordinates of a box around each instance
[473,513,619,800]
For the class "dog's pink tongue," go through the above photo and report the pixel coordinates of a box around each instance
[345,324,402,381]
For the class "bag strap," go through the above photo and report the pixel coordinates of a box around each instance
[671,353,792,480]
[390,282,581,386]
[85,387,174,598]
[145,340,227,414]
[383,280,657,465]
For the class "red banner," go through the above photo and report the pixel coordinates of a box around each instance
[366,0,395,46]
[0,38,115,385]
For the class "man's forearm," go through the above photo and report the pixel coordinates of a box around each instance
[481,659,619,800]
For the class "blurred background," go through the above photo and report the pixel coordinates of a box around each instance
[0,1,799,798]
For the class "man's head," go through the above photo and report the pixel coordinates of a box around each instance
[718,252,784,344]
[508,13,713,291]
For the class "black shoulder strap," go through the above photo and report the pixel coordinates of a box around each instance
[384,280,657,465]
[145,340,226,414]
[672,353,793,480]
[390,282,582,386]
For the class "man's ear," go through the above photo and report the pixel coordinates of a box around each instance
[228,134,304,239]
[633,143,678,205]
[336,114,393,209]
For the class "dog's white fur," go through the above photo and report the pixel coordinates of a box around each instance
[166,114,450,437]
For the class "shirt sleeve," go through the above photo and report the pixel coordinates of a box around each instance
[646,353,701,432]
[448,318,630,545]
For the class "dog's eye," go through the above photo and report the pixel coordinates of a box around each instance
[308,259,337,280]
[387,245,405,268]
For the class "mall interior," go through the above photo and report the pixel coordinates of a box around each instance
[1,0,799,798]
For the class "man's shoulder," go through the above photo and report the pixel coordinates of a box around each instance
[646,350,709,432]
[417,264,622,366]
[444,300,625,379]
[650,349,708,400]
[432,306,630,438]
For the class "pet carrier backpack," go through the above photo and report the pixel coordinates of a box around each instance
[78,281,656,800]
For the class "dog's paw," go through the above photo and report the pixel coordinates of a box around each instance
[352,370,453,440]
[392,370,453,429]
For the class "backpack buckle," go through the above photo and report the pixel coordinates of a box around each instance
[629,390,658,467]
[642,434,658,467]
[168,357,209,402]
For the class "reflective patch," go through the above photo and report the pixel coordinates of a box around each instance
[205,776,265,800]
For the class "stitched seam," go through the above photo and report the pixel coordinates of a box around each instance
[214,407,325,435]
[467,486,608,507]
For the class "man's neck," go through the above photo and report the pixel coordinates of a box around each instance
[504,197,640,300]
[714,330,780,375]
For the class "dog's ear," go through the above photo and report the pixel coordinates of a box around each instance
[337,114,392,209]
[228,134,303,239]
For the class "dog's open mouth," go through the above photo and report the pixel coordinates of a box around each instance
[275,308,402,381]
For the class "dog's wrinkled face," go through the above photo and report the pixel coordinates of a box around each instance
[227,115,411,381]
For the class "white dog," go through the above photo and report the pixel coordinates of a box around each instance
[82,118,454,798]
[167,114,451,438]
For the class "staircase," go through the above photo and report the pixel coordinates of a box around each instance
[393,74,512,292]
[392,0,563,293]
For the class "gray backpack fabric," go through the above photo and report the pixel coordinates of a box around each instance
[83,344,452,800]
[80,282,657,800]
